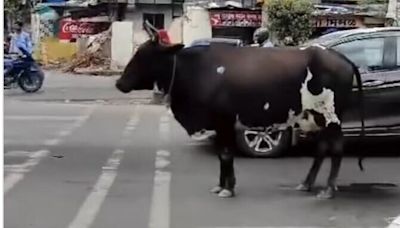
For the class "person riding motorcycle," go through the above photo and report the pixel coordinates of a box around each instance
[8,21,33,55]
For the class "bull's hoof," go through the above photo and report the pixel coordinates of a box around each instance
[316,188,335,199]
[295,183,312,192]
[210,186,223,194]
[218,189,235,198]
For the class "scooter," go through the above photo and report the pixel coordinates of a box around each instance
[4,46,44,93]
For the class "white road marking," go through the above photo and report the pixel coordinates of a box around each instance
[4,115,86,121]
[5,106,96,147]
[149,170,171,228]
[59,130,72,137]
[4,139,54,146]
[44,139,61,146]
[4,150,49,194]
[159,114,170,141]
[68,149,125,228]
[157,150,170,157]
[155,157,171,169]
[148,116,172,228]
[120,105,141,144]
[5,150,31,157]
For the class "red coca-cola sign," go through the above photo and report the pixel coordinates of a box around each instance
[62,22,97,34]
[59,19,111,40]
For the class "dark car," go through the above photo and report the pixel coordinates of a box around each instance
[190,37,243,47]
[190,28,400,157]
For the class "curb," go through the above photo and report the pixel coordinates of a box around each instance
[73,69,123,76]
[387,215,400,228]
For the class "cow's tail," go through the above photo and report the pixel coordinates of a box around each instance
[328,48,365,171]
[352,63,366,172]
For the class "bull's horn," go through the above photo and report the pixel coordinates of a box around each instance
[143,20,158,41]
[145,20,158,33]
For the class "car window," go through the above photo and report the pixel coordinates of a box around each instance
[332,37,385,72]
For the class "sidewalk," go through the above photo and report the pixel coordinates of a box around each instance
[4,70,154,104]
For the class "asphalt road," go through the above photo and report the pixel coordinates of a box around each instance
[4,72,400,228]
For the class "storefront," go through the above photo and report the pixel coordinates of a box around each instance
[208,7,262,45]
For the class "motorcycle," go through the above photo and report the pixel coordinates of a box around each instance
[4,46,44,93]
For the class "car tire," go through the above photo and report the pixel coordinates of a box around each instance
[235,128,292,158]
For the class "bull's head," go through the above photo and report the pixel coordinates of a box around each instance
[116,20,184,93]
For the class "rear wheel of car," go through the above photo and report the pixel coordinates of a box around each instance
[235,128,291,158]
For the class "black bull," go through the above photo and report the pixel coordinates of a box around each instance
[116,39,365,199]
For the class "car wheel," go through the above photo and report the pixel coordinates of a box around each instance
[235,128,291,158]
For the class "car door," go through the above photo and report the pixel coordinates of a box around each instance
[331,35,400,136]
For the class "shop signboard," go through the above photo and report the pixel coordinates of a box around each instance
[313,16,363,28]
[59,18,111,40]
[210,11,262,28]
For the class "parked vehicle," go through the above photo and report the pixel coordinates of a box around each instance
[190,28,400,157]
[4,46,44,93]
[190,38,243,47]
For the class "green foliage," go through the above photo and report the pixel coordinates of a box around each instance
[266,0,314,46]
[5,0,31,23]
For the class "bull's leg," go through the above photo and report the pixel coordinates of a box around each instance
[296,141,327,191]
[210,117,236,198]
[317,123,344,199]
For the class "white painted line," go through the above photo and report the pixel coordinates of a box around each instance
[120,106,141,143]
[4,115,86,121]
[155,157,171,169]
[59,130,72,137]
[4,139,43,146]
[387,215,400,228]
[5,150,31,157]
[44,139,61,146]
[148,170,171,228]
[156,150,170,157]
[4,150,49,194]
[159,114,170,141]
[149,148,171,228]
[68,149,125,228]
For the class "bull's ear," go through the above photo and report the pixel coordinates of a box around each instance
[160,44,185,54]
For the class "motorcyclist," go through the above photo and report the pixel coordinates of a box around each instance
[8,21,33,55]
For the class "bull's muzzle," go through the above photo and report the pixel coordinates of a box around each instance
[115,80,131,93]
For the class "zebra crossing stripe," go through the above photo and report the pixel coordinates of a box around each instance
[68,149,125,228]
[148,113,172,228]
[4,150,49,194]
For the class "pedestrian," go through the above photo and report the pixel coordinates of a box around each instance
[252,27,274,48]
[8,21,33,55]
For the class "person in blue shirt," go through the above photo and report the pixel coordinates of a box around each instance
[9,21,33,54]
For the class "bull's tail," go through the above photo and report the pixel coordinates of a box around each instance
[328,48,365,171]
[353,64,365,172]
